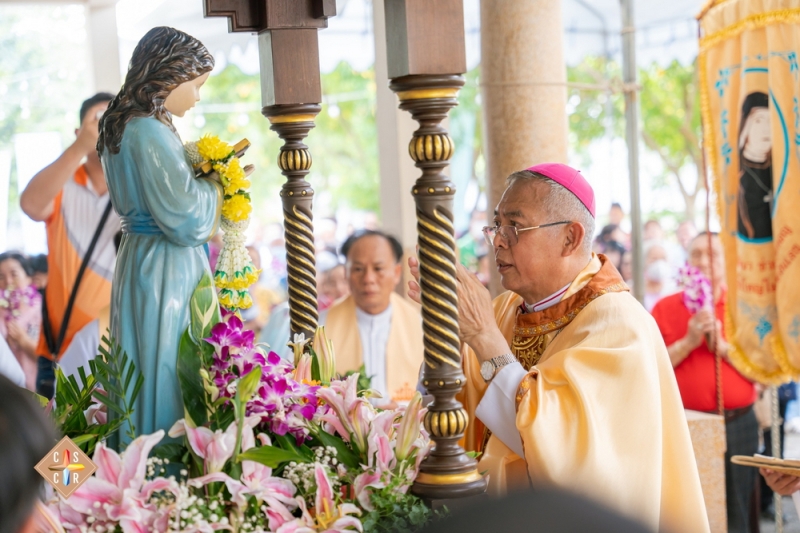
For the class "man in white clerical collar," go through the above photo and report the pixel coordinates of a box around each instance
[322,230,423,406]
[409,163,709,532]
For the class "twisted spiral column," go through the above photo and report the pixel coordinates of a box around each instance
[263,104,321,343]
[391,75,487,499]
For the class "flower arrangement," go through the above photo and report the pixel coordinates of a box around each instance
[185,134,259,311]
[49,273,441,532]
[677,264,713,314]
[0,284,40,318]
[678,263,714,348]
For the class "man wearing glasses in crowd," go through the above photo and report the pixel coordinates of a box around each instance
[409,163,709,532]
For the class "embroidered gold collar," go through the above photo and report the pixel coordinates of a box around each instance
[512,255,629,369]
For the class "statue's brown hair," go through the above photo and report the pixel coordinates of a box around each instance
[97,26,214,155]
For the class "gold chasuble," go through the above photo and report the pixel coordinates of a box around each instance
[459,255,709,532]
[325,293,423,402]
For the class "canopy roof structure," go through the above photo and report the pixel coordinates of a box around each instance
[0,0,707,254]
[112,0,702,78]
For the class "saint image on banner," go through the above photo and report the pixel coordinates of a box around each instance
[737,91,773,240]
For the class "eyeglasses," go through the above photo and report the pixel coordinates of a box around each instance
[482,221,572,247]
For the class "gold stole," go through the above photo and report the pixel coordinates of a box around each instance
[325,293,424,402]
[477,256,629,451]
[512,255,628,372]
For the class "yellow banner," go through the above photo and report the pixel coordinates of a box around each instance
[699,0,800,384]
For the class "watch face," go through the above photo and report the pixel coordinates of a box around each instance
[480,360,494,381]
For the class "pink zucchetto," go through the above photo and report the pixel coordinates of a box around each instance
[526,163,596,219]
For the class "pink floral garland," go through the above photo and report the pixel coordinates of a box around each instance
[677,264,712,314]
[0,285,40,318]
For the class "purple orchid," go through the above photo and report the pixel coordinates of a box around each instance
[678,264,713,314]
[203,313,322,443]
[0,284,40,317]
[204,312,255,359]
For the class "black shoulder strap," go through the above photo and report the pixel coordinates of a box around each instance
[43,200,113,358]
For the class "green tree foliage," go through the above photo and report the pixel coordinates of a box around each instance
[640,60,703,222]
[311,63,379,213]
[451,66,484,180]
[186,63,284,218]
[0,5,91,212]
[567,56,624,163]
[567,57,703,221]
[185,61,379,219]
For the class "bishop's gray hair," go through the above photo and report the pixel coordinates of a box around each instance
[506,170,595,255]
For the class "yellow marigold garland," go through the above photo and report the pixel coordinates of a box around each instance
[185,135,259,311]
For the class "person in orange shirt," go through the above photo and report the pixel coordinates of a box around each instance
[20,93,120,398]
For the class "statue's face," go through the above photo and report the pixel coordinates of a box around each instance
[165,72,210,117]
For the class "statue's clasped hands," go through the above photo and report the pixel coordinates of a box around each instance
[195,139,255,183]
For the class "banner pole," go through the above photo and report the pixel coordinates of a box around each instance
[620,0,643,303]
[772,385,784,532]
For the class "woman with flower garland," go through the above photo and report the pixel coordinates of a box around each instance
[0,252,42,390]
[98,27,251,441]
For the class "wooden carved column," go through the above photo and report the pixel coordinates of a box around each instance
[384,0,487,499]
[205,0,335,342]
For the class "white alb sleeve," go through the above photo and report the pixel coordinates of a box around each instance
[474,362,527,457]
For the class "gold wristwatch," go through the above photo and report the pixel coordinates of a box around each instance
[480,353,516,382]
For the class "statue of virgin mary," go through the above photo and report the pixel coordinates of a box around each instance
[97,27,222,440]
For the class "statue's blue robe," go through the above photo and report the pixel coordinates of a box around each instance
[102,117,221,440]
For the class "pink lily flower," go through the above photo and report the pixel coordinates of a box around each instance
[319,409,350,440]
[273,467,363,532]
[294,353,313,383]
[349,403,373,456]
[264,494,301,532]
[371,410,399,442]
[189,418,297,510]
[288,332,311,366]
[84,400,108,425]
[395,392,423,462]
[367,430,394,472]
[169,418,238,473]
[190,470,296,512]
[275,498,318,533]
[318,375,370,452]
[61,430,178,533]
[314,464,363,532]
[352,470,385,511]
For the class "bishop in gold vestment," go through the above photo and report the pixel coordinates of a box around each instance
[412,163,709,532]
